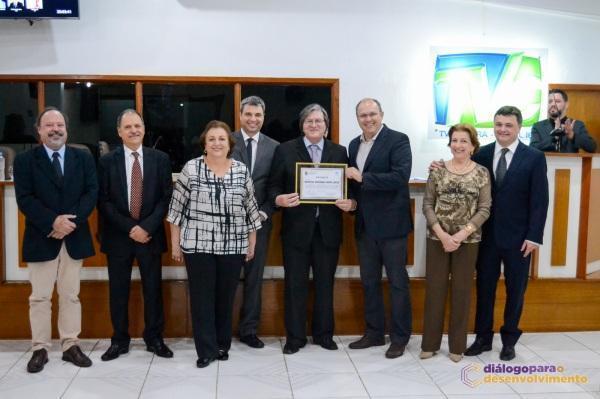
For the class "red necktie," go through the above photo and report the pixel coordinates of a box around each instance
[130,151,143,220]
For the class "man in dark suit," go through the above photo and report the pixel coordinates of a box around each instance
[465,106,549,361]
[346,98,413,359]
[97,109,173,361]
[231,96,279,349]
[530,89,596,153]
[14,107,97,373]
[269,103,355,354]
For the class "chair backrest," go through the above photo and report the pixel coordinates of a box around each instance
[0,146,17,180]
[67,143,92,154]
[98,140,110,157]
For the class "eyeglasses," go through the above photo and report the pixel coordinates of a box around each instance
[304,119,325,126]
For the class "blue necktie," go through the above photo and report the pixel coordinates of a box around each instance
[52,152,63,182]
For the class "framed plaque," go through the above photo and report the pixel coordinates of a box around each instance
[295,162,347,204]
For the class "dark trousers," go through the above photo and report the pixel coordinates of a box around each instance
[357,232,412,345]
[422,239,478,354]
[283,224,339,346]
[474,236,531,347]
[184,253,243,359]
[107,247,165,347]
[239,220,272,337]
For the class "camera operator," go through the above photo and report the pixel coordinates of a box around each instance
[530,89,596,153]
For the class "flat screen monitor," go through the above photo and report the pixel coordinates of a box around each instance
[0,0,79,19]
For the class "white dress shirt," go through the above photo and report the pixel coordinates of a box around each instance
[43,144,65,174]
[493,139,519,178]
[356,125,384,172]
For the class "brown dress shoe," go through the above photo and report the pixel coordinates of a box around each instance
[62,345,92,367]
[385,342,406,359]
[27,348,48,373]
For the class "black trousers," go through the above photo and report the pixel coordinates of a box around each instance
[184,253,243,359]
[283,224,339,346]
[239,220,272,337]
[357,232,412,345]
[107,246,165,346]
[474,236,531,347]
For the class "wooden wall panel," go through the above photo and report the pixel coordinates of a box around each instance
[588,169,600,263]
[1,278,600,339]
[551,169,570,266]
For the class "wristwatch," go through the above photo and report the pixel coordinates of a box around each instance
[464,223,475,234]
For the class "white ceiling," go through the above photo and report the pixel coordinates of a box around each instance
[479,0,600,19]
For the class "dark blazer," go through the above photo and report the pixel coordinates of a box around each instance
[473,141,549,249]
[268,137,348,249]
[348,125,413,240]
[97,146,173,255]
[530,118,597,153]
[13,145,98,262]
[231,131,279,218]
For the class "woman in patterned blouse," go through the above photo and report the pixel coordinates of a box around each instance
[167,120,261,368]
[421,123,491,363]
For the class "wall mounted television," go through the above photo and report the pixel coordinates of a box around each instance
[0,0,79,19]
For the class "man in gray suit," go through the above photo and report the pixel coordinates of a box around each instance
[232,96,279,348]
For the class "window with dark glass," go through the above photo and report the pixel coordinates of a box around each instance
[0,82,39,147]
[241,85,332,143]
[45,82,136,159]
[142,84,234,172]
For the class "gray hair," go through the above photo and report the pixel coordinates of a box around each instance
[240,96,266,113]
[36,106,69,129]
[355,98,383,115]
[298,103,330,135]
[116,108,144,128]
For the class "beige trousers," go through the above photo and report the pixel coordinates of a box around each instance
[29,242,82,351]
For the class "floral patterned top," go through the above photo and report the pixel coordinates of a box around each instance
[422,164,491,243]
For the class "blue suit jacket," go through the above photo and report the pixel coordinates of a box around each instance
[13,145,98,262]
[473,141,549,249]
[348,125,413,240]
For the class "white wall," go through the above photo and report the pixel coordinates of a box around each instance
[1,0,599,175]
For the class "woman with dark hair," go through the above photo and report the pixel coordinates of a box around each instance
[421,123,491,362]
[167,120,261,368]
[269,103,355,354]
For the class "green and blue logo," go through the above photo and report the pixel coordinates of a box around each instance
[433,52,543,134]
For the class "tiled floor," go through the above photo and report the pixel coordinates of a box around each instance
[0,332,599,398]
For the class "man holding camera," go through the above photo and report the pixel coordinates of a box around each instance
[530,88,596,153]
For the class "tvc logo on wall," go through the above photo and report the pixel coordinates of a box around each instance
[430,49,547,142]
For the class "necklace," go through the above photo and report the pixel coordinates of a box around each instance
[451,159,471,173]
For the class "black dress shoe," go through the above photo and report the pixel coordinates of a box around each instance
[196,357,215,368]
[500,345,516,361]
[385,342,406,359]
[314,337,338,350]
[101,344,129,361]
[146,341,174,358]
[27,348,48,373]
[217,350,229,361]
[240,335,265,349]
[348,335,385,349]
[62,345,92,367]
[464,338,492,356]
[283,342,299,354]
